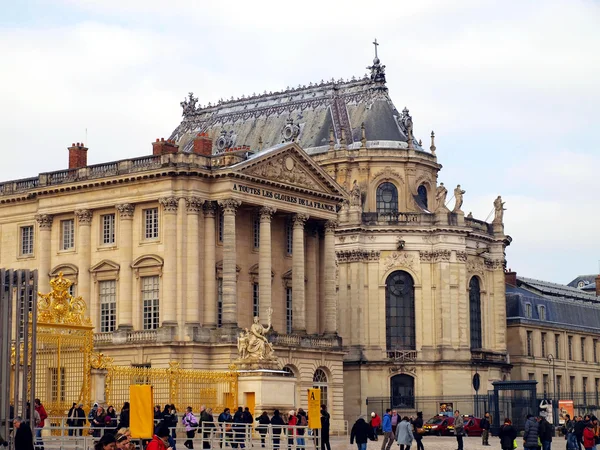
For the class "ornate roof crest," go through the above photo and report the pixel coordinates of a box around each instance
[180,92,198,117]
[37,272,92,327]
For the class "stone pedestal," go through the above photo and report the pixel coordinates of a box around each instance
[348,207,362,225]
[434,210,449,225]
[91,368,108,405]
[454,210,465,226]
[237,371,297,413]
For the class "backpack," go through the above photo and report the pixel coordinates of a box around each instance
[299,414,308,427]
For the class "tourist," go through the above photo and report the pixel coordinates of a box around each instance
[202,408,215,449]
[91,406,107,438]
[270,410,285,450]
[350,416,375,450]
[583,421,595,450]
[105,406,118,436]
[0,433,7,447]
[453,411,464,450]
[182,406,198,449]
[523,414,540,450]
[242,407,253,446]
[538,412,553,450]
[217,408,232,448]
[169,405,178,441]
[67,403,78,436]
[154,406,163,433]
[412,412,424,450]
[89,403,99,425]
[370,412,381,440]
[480,412,491,446]
[255,412,270,448]
[161,405,176,445]
[395,416,413,450]
[575,416,586,450]
[118,403,130,430]
[14,417,34,450]
[93,434,116,450]
[146,425,171,450]
[231,406,245,449]
[34,399,47,450]
[296,408,308,448]
[75,403,86,436]
[320,405,331,450]
[391,411,399,436]
[380,409,393,450]
[498,418,517,450]
[287,410,297,449]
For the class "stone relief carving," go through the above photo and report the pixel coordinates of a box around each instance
[383,252,416,271]
[467,258,485,275]
[116,204,135,219]
[75,209,92,225]
[456,251,468,262]
[485,259,505,270]
[159,197,179,213]
[336,250,381,263]
[419,250,452,262]
[185,197,203,214]
[35,214,54,229]
[388,365,417,375]
[281,118,300,142]
[245,156,316,189]
[371,166,404,184]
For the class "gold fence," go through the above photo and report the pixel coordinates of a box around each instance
[105,362,238,413]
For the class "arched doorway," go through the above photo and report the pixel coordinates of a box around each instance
[391,374,414,409]
[313,368,329,408]
[385,271,416,351]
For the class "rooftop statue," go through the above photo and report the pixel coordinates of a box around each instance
[493,196,506,224]
[435,183,449,212]
[350,180,362,207]
[453,185,466,213]
[180,92,198,117]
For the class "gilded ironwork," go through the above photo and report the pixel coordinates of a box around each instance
[37,272,92,326]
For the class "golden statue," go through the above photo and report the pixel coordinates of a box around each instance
[37,272,92,326]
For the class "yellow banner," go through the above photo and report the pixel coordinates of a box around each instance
[130,385,154,439]
[307,388,321,429]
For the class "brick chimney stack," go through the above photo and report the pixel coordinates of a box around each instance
[192,133,213,156]
[505,268,517,287]
[68,142,88,169]
[596,275,600,297]
[152,138,179,155]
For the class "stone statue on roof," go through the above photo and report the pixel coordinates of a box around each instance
[180,92,198,117]
[367,39,386,83]
[435,183,449,212]
[493,196,506,224]
[453,185,466,213]
[350,180,362,207]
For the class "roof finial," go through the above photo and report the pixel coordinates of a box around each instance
[367,39,386,84]
[430,131,437,155]
[373,38,379,60]
[360,122,367,148]
[328,126,335,151]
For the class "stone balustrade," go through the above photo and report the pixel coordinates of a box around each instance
[470,350,508,364]
[386,350,418,362]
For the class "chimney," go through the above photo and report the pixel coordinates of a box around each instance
[68,142,88,169]
[192,133,213,156]
[596,275,600,297]
[505,268,517,287]
[152,138,179,156]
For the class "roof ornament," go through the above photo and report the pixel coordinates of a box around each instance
[360,123,367,148]
[430,131,437,155]
[281,118,300,143]
[328,126,335,151]
[180,92,198,117]
[367,38,386,84]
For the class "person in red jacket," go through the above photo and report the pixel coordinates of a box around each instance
[147,425,172,450]
[34,399,47,450]
[287,410,297,449]
[583,422,595,450]
[370,412,382,440]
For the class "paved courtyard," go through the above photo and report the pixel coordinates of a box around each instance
[329,435,498,450]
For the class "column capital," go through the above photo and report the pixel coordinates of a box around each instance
[202,200,218,218]
[219,198,242,214]
[75,209,93,225]
[159,196,179,213]
[324,219,339,233]
[185,196,203,214]
[35,214,54,229]
[259,206,277,222]
[116,203,135,219]
[292,213,309,228]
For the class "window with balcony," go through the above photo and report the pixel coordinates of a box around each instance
[376,182,398,215]
[218,210,224,243]
[469,277,482,350]
[61,219,75,250]
[386,271,415,351]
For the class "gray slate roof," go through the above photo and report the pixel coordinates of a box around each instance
[170,74,426,156]
[567,274,598,289]
[517,276,599,302]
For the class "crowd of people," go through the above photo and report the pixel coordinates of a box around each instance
[350,410,424,450]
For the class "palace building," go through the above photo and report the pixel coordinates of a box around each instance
[0,50,511,424]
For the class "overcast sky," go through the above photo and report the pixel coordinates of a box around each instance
[1,0,598,283]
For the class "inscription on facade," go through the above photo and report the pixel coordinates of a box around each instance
[232,183,336,212]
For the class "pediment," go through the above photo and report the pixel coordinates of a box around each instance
[89,260,120,273]
[131,254,164,269]
[231,143,346,198]
[50,264,78,277]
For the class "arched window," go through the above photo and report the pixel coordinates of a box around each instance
[385,271,415,351]
[313,368,328,407]
[417,185,428,209]
[391,374,414,409]
[469,276,482,349]
[376,182,398,214]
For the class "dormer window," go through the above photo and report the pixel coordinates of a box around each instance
[525,303,533,319]
[538,305,547,321]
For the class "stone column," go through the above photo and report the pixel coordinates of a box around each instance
[116,204,135,329]
[185,197,202,328]
[159,197,179,326]
[202,202,218,327]
[305,226,318,334]
[218,199,241,328]
[323,220,338,335]
[258,206,276,320]
[292,214,308,333]
[74,209,92,307]
[35,214,53,290]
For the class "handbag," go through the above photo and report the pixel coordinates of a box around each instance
[512,439,517,449]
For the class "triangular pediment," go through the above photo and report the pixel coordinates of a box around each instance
[89,260,120,273]
[229,143,346,198]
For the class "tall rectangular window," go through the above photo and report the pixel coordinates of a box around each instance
[99,280,116,333]
[543,374,549,397]
[102,214,116,244]
[18,288,34,339]
[595,378,599,406]
[218,210,224,243]
[570,376,575,398]
[286,287,293,334]
[144,208,159,240]
[541,332,547,358]
[538,305,547,321]
[61,219,75,250]
[528,373,535,381]
[525,303,532,318]
[285,219,293,255]
[568,336,573,360]
[581,337,586,362]
[20,225,34,256]
[252,283,259,318]
[49,367,66,402]
[583,377,588,404]
[557,375,562,399]
[253,215,260,249]
[555,334,561,359]
[594,339,598,364]
[217,278,223,328]
[526,331,533,357]
[142,276,159,330]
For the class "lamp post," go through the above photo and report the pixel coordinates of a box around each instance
[547,353,556,424]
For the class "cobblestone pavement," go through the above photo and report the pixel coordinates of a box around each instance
[329,435,498,450]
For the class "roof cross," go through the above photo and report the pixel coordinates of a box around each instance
[373,38,379,59]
